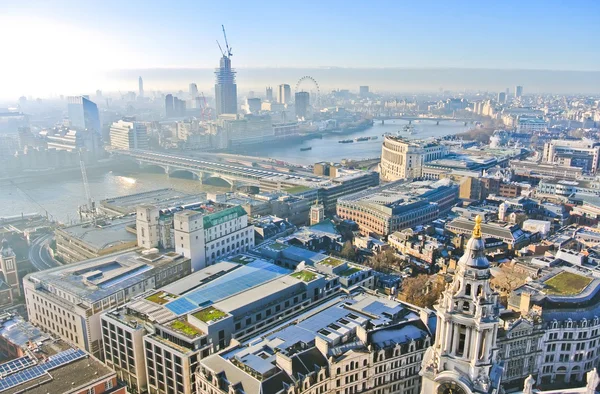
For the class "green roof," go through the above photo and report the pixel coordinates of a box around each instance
[290,270,317,282]
[284,185,313,194]
[168,319,204,338]
[339,267,361,277]
[229,255,257,264]
[146,291,178,305]
[320,256,344,267]
[544,271,592,296]
[193,306,227,323]
[203,206,247,229]
[269,242,289,251]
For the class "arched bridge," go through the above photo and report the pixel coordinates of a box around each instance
[373,116,475,125]
[113,149,319,187]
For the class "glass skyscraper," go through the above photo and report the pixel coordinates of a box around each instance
[67,96,101,136]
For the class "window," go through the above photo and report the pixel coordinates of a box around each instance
[87,388,96,394]
[105,380,114,390]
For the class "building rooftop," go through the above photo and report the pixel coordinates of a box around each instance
[56,217,137,252]
[164,257,290,315]
[0,345,118,394]
[100,188,202,215]
[25,250,188,304]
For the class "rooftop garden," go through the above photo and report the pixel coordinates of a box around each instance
[291,270,317,282]
[320,256,344,267]
[544,271,593,296]
[229,255,256,264]
[269,242,289,251]
[339,267,362,277]
[146,291,178,305]
[193,306,227,323]
[284,185,312,194]
[168,319,204,338]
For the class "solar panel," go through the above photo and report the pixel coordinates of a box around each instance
[0,348,87,391]
[164,260,291,315]
[0,356,35,376]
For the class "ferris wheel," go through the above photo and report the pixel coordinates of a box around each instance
[295,76,320,106]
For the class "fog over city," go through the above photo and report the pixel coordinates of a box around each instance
[1,2,600,394]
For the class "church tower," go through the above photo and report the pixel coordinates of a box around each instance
[0,239,20,298]
[310,199,324,226]
[421,216,501,394]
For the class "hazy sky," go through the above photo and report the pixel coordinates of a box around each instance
[1,0,599,98]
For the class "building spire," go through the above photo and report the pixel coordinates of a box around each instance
[473,215,482,239]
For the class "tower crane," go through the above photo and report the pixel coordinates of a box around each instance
[222,25,233,58]
[78,151,96,222]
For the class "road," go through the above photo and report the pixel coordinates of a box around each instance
[28,234,60,271]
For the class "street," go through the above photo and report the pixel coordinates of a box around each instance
[28,233,60,271]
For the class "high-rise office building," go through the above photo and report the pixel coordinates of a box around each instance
[246,98,261,114]
[515,85,523,98]
[295,91,310,119]
[359,85,369,96]
[67,96,101,136]
[109,120,149,150]
[138,76,144,97]
[165,94,174,117]
[277,84,291,104]
[498,91,506,103]
[214,56,237,115]
[189,83,198,97]
[265,86,273,101]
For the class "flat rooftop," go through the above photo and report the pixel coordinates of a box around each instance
[164,257,291,315]
[100,188,203,215]
[56,217,137,251]
[0,350,117,394]
[26,250,187,304]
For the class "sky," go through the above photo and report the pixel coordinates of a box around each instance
[1,0,599,98]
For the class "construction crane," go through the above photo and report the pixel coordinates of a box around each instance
[222,25,233,58]
[216,40,226,57]
[201,92,211,121]
[78,151,96,222]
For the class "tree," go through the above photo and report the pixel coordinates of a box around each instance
[340,241,356,261]
[366,249,402,273]
[401,274,444,308]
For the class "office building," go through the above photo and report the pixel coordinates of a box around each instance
[102,255,342,394]
[379,136,447,181]
[54,217,138,263]
[99,188,200,216]
[498,91,506,103]
[246,97,262,114]
[277,84,291,104]
[446,216,530,249]
[67,96,101,135]
[137,204,254,271]
[543,139,600,174]
[165,94,174,117]
[265,86,273,101]
[109,119,149,150]
[138,76,144,97]
[421,216,504,394]
[515,85,524,98]
[310,202,324,225]
[508,262,600,389]
[46,127,100,154]
[359,85,369,96]
[189,82,198,97]
[294,91,310,119]
[24,250,191,358]
[336,179,458,237]
[174,96,187,117]
[197,292,431,394]
[214,55,237,115]
[0,340,126,394]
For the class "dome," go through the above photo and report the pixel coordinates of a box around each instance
[458,215,490,269]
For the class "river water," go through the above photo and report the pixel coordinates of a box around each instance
[0,120,469,223]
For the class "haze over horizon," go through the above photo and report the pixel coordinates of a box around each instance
[1,0,599,99]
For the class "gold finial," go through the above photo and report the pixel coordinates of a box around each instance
[473,215,482,239]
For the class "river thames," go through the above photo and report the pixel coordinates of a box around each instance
[0,119,469,223]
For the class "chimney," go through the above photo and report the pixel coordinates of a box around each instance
[520,292,532,315]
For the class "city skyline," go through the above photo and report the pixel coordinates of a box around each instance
[1,0,600,99]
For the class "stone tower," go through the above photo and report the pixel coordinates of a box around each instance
[0,239,20,298]
[420,216,501,394]
[310,200,325,226]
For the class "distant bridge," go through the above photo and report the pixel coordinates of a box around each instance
[113,149,319,188]
[373,116,475,125]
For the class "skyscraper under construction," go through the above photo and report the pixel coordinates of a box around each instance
[215,26,237,116]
